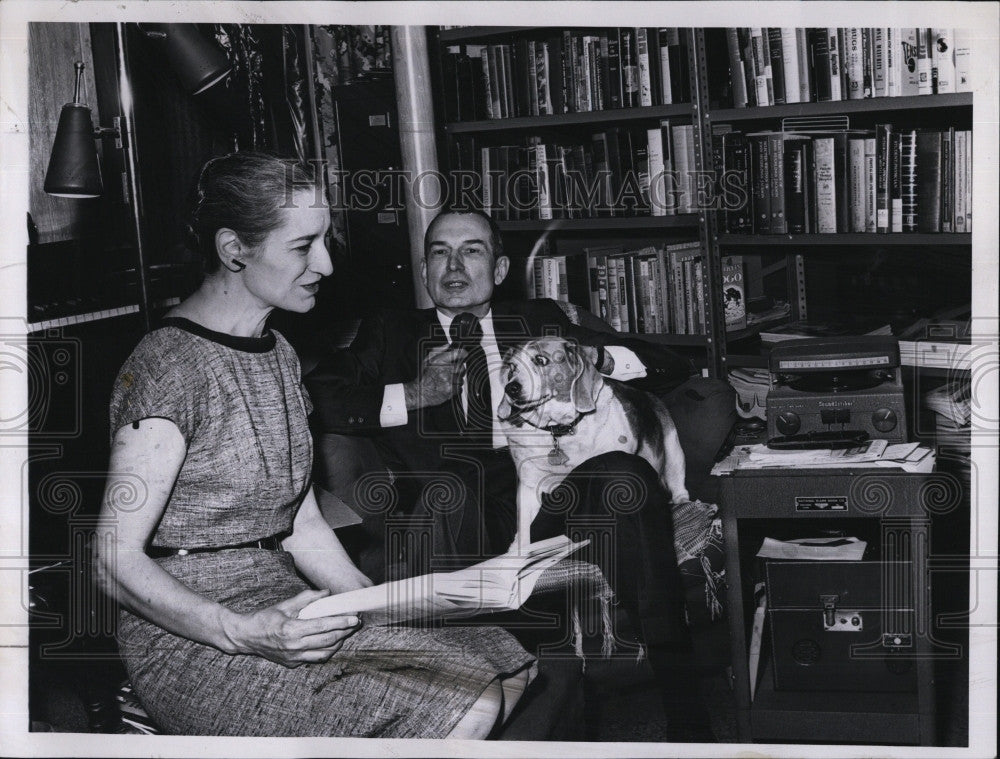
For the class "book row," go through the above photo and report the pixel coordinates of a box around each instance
[529,242,742,337]
[712,126,972,234]
[451,122,700,220]
[440,28,690,122]
[722,28,971,108]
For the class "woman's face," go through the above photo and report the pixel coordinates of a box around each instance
[242,189,333,313]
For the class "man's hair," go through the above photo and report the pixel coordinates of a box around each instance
[423,208,504,260]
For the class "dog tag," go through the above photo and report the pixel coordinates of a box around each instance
[548,437,569,466]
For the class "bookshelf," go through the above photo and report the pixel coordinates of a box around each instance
[427,26,974,383]
[430,26,728,373]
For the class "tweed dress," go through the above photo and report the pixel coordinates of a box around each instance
[109,319,535,737]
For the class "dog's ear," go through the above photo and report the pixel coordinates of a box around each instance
[568,343,602,414]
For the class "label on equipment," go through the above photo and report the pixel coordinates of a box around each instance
[779,356,890,370]
[795,496,848,511]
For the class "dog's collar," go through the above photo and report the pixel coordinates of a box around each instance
[525,410,592,438]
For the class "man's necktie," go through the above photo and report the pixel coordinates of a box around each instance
[450,312,492,433]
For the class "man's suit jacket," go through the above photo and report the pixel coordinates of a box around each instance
[304,298,693,471]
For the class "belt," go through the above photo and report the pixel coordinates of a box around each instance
[146,533,286,558]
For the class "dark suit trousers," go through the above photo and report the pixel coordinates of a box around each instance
[413,449,686,647]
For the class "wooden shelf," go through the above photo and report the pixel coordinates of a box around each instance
[497,215,699,232]
[712,92,973,122]
[618,332,708,347]
[718,233,971,247]
[445,103,693,134]
[437,27,538,43]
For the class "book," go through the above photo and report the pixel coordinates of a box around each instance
[783,136,811,234]
[768,28,788,105]
[606,252,625,331]
[932,28,956,93]
[812,136,837,233]
[864,136,876,232]
[795,27,811,103]
[620,28,639,107]
[861,28,874,98]
[875,123,892,233]
[750,28,770,106]
[722,255,747,331]
[646,125,666,216]
[916,130,943,232]
[846,28,864,99]
[899,28,920,96]
[900,129,919,232]
[727,28,749,107]
[890,130,903,232]
[916,28,933,95]
[811,28,833,102]
[658,28,674,104]
[827,28,843,100]
[873,28,887,97]
[954,29,971,92]
[299,535,589,624]
[848,137,866,232]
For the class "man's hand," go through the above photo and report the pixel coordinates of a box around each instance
[403,344,468,411]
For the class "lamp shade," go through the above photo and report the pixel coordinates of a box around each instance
[43,102,103,198]
[159,24,231,95]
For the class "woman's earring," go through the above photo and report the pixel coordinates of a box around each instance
[225,258,246,272]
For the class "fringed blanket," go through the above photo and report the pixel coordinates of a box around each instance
[531,500,727,660]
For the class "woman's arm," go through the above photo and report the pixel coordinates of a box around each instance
[94,418,359,666]
[282,488,373,594]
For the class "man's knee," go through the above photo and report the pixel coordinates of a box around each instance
[577,451,662,490]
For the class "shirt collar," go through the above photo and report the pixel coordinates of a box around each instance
[436,308,495,344]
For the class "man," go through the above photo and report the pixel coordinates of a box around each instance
[305,208,694,648]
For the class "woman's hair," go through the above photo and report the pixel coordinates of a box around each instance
[187,152,324,273]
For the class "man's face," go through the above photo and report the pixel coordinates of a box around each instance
[421,213,509,318]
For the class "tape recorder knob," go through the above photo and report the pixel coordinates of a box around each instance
[776,411,801,435]
[872,408,898,433]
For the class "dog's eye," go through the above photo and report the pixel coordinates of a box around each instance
[532,354,550,367]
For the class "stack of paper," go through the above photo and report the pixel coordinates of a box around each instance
[923,381,972,426]
[710,440,936,475]
[756,536,867,561]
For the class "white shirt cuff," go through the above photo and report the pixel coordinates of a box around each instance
[379,383,409,427]
[605,346,647,380]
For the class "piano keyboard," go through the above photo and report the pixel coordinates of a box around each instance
[28,298,181,334]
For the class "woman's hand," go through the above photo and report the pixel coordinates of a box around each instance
[222,589,362,668]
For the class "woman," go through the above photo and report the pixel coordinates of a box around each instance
[94,152,534,738]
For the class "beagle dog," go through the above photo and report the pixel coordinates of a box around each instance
[497,336,689,548]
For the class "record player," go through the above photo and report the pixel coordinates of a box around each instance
[767,336,907,443]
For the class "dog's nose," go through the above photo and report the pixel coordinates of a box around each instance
[505,380,522,399]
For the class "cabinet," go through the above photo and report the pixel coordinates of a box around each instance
[717,468,955,745]
[427,26,974,385]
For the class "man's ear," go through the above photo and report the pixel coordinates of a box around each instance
[568,343,601,414]
[420,257,428,291]
[493,255,510,286]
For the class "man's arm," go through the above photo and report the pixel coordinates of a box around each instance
[551,301,695,393]
[304,312,467,434]
[304,312,399,433]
